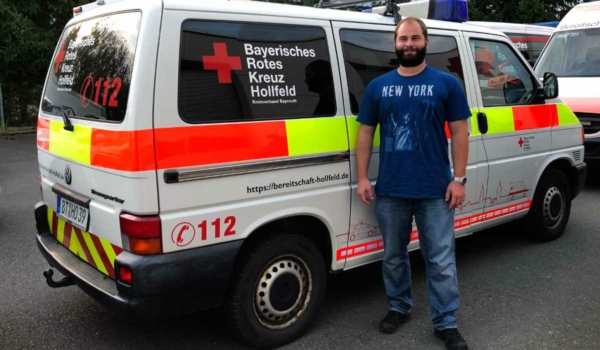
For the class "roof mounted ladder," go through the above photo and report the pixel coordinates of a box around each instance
[315,0,403,24]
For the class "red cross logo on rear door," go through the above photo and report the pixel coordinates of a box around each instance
[202,43,242,84]
[518,137,524,147]
[54,41,67,74]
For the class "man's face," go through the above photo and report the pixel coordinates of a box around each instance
[305,66,318,92]
[395,21,429,68]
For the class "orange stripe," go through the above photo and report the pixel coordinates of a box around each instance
[37,118,50,150]
[90,234,115,278]
[337,200,532,261]
[513,105,554,131]
[73,228,97,269]
[90,129,155,172]
[154,121,289,169]
[559,97,600,115]
[63,222,73,249]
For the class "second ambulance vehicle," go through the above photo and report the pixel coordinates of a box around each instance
[535,1,600,165]
[34,0,586,348]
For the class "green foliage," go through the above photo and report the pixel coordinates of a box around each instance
[0,0,81,126]
[468,0,579,23]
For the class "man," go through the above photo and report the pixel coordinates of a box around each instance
[355,17,471,350]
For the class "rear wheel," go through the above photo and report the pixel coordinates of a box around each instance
[224,233,326,349]
[524,169,572,242]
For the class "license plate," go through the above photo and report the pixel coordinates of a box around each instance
[57,196,89,230]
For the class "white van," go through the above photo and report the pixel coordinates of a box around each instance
[468,22,554,66]
[34,0,586,348]
[534,1,600,165]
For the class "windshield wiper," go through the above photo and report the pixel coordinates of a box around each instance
[61,106,74,131]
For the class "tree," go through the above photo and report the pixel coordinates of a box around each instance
[468,0,579,23]
[0,0,81,127]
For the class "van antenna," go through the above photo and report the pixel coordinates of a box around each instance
[315,0,402,25]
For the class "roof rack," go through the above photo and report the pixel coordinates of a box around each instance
[315,0,403,24]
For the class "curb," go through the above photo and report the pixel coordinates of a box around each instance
[1,130,37,136]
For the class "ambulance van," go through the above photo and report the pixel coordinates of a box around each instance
[34,0,587,348]
[534,1,600,165]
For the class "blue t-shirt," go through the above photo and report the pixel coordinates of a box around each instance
[357,66,471,199]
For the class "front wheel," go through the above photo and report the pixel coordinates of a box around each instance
[224,233,326,349]
[524,169,572,242]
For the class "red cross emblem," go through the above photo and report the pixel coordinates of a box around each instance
[54,41,67,74]
[518,137,524,147]
[202,43,242,84]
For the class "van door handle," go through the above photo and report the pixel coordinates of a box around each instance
[477,112,488,135]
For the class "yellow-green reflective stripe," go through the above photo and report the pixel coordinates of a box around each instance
[101,239,118,267]
[557,103,581,126]
[347,116,381,150]
[49,120,92,164]
[81,230,109,276]
[480,107,515,134]
[285,117,348,156]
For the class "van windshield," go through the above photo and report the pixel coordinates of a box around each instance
[535,27,600,77]
[41,12,141,123]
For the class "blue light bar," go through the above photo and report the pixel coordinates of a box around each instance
[428,0,469,23]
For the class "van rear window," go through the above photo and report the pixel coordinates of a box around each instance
[178,21,336,123]
[41,12,141,123]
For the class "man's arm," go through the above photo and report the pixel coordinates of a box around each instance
[449,119,469,178]
[445,119,469,209]
[357,124,376,205]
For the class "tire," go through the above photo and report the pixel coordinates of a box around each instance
[524,168,572,242]
[224,233,326,349]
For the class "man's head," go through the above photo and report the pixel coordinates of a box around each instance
[305,60,332,93]
[394,17,429,68]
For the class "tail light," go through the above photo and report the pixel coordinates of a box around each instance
[118,266,133,285]
[119,213,162,255]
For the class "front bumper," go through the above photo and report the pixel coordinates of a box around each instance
[34,202,243,321]
[584,137,600,164]
[573,163,588,199]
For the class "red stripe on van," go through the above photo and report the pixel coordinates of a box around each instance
[37,118,50,150]
[154,121,289,169]
[90,129,155,172]
[512,105,554,131]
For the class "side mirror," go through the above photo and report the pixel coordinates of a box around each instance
[543,72,559,99]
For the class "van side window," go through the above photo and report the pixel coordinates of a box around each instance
[179,21,336,124]
[470,39,536,107]
[528,36,550,64]
[340,30,465,115]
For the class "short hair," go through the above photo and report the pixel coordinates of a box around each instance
[394,17,428,41]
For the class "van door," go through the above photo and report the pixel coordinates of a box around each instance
[153,9,351,271]
[331,22,484,269]
[462,32,553,225]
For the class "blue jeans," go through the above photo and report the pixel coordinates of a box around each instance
[375,196,460,331]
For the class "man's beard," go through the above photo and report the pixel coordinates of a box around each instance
[395,46,427,68]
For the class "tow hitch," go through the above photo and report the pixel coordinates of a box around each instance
[43,269,74,288]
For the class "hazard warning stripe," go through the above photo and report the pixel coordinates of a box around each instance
[47,208,123,279]
[37,103,579,171]
[336,200,532,261]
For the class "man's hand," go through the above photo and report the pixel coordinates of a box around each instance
[358,178,374,205]
[445,181,465,209]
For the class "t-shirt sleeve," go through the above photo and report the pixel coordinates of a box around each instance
[445,76,472,123]
[356,81,379,127]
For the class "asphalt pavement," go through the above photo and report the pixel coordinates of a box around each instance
[1,133,599,350]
